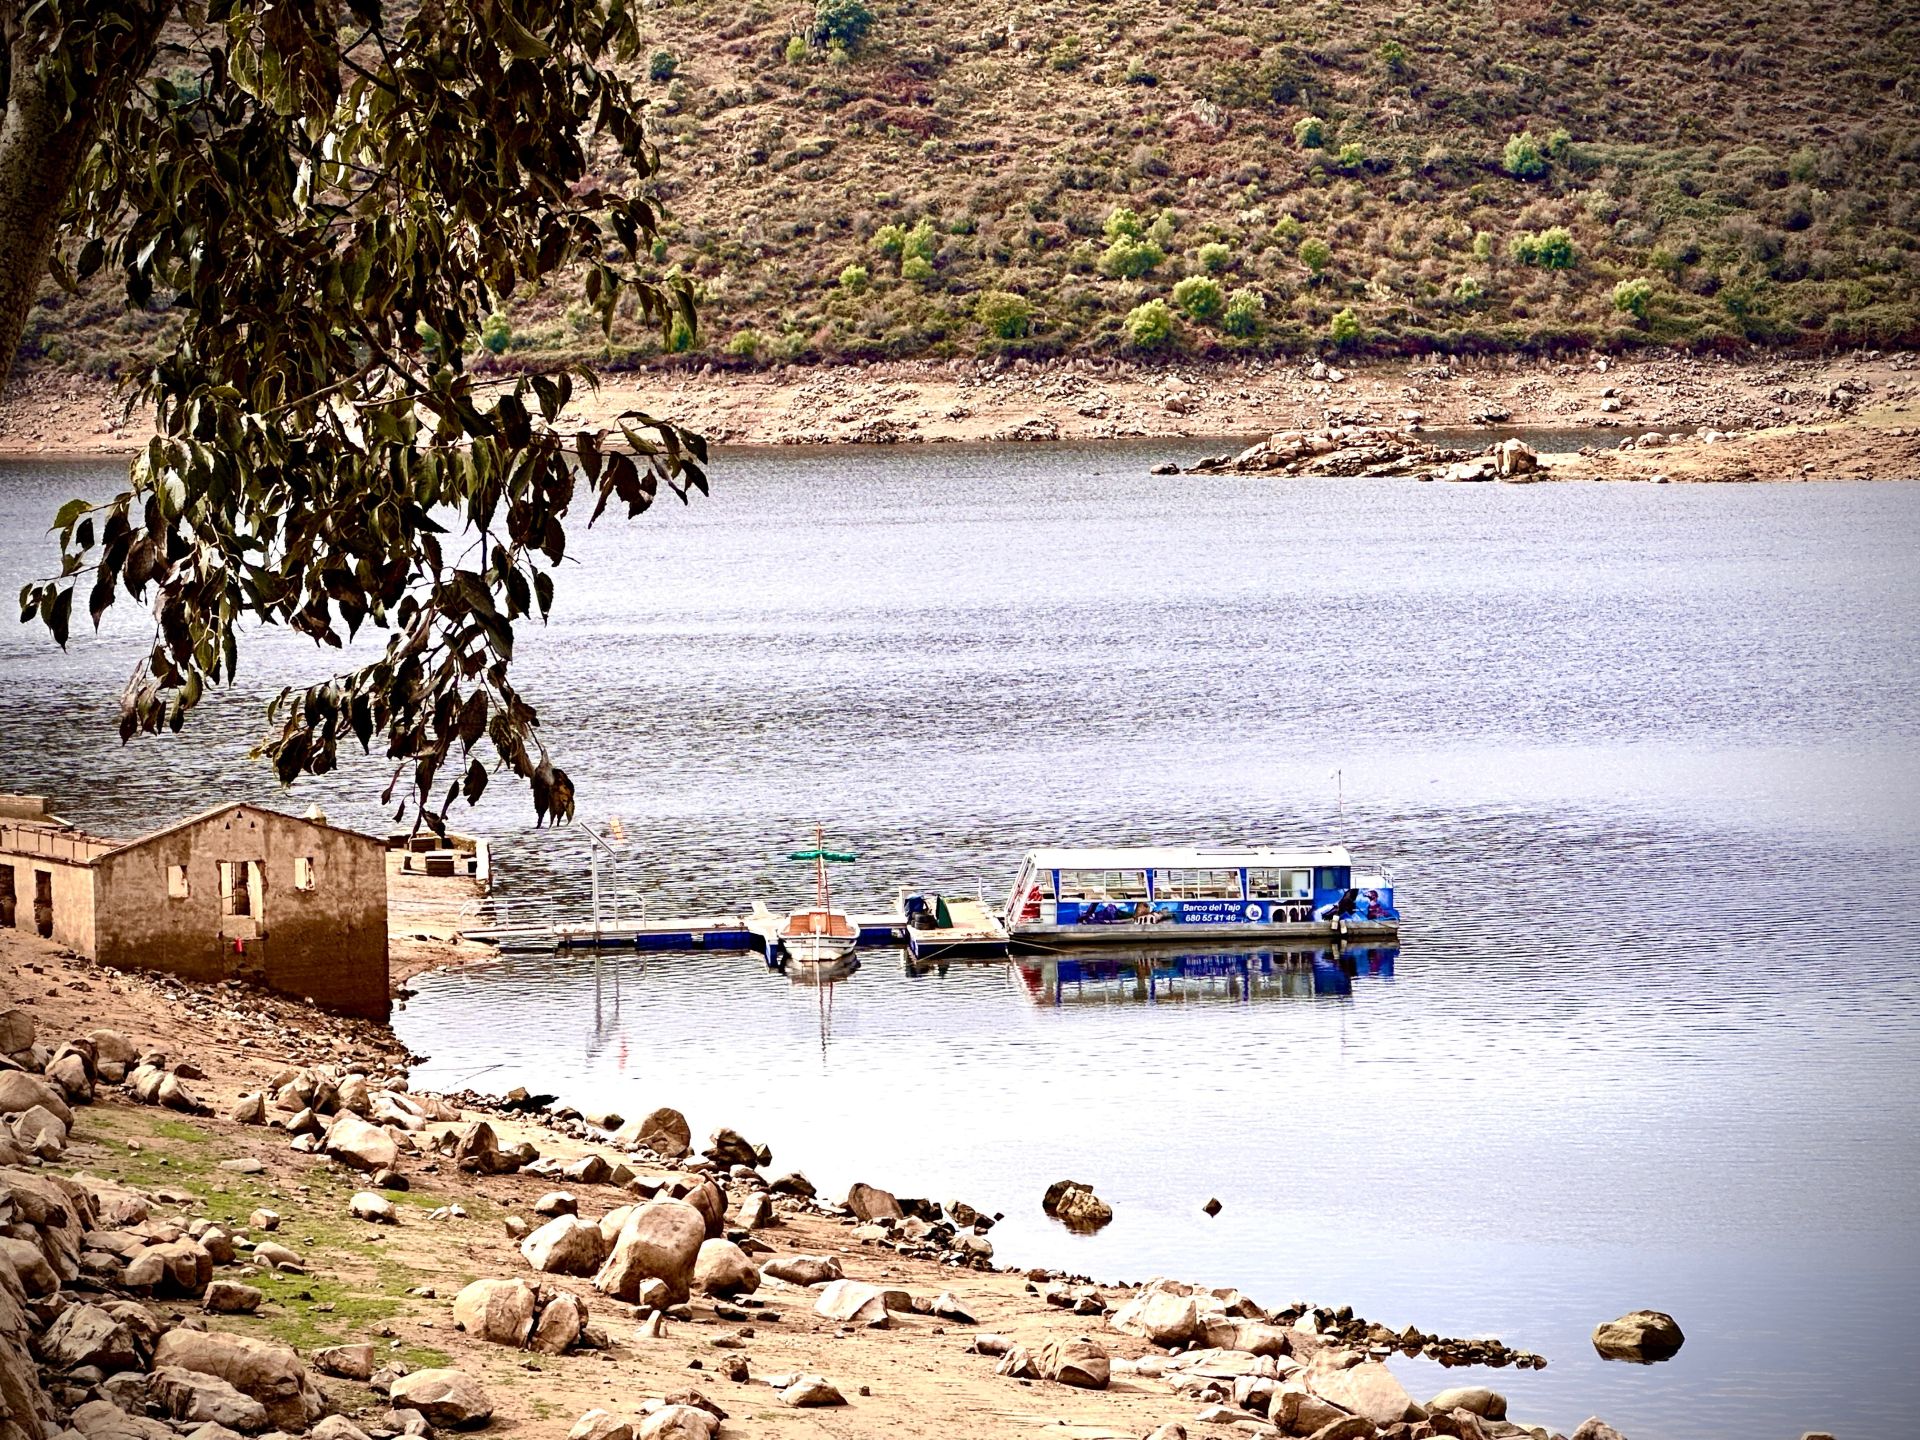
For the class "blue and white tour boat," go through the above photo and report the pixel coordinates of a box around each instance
[1002,844,1398,949]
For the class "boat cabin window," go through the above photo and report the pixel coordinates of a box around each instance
[1248,868,1313,900]
[1153,868,1245,900]
[1057,869,1148,902]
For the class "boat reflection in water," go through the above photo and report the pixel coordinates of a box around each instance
[1007,944,1399,1007]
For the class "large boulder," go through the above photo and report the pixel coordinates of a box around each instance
[618,1107,691,1159]
[691,1239,759,1297]
[684,1179,727,1238]
[1038,1336,1110,1389]
[0,1071,71,1128]
[388,1369,495,1429]
[0,1008,34,1054]
[203,1281,266,1315]
[34,1302,141,1372]
[1307,1359,1418,1427]
[1109,1288,1200,1347]
[637,1405,718,1439]
[812,1278,892,1327]
[313,1344,375,1381]
[530,1291,588,1355]
[568,1411,633,1440]
[1427,1386,1506,1420]
[323,1114,399,1172]
[844,1182,903,1222]
[149,1367,270,1433]
[1592,1310,1684,1362]
[521,1216,608,1277]
[1041,1179,1112,1231]
[702,1127,766,1169]
[453,1120,514,1174]
[8,1105,67,1159]
[125,1238,213,1297]
[452,1277,541,1347]
[151,1330,324,1430]
[760,1254,842,1287]
[594,1198,706,1305]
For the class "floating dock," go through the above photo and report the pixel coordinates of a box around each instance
[904,895,1012,962]
[462,909,906,959]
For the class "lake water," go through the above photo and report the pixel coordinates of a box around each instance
[3,446,1918,1439]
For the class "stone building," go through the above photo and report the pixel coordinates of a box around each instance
[0,796,389,1019]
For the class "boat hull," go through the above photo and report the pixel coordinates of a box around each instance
[780,934,861,966]
[1008,918,1397,951]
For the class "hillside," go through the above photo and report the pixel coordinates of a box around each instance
[17,0,1920,376]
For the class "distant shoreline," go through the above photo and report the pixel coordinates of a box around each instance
[3,350,1917,481]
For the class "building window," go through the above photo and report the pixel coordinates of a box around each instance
[167,864,190,899]
[294,856,316,891]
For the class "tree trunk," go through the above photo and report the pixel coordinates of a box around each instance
[0,2,168,398]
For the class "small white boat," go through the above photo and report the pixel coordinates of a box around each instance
[777,827,861,967]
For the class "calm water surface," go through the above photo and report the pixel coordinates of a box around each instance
[3,446,1918,1440]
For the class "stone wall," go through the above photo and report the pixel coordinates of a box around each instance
[93,805,389,1020]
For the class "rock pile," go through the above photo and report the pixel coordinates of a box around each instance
[1184,427,1548,483]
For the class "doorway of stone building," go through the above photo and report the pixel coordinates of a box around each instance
[0,864,16,929]
[33,869,53,938]
[218,859,265,939]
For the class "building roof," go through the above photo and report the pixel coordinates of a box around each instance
[1020,845,1353,870]
[95,801,385,860]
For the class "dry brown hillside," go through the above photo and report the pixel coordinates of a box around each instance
[18,0,1920,376]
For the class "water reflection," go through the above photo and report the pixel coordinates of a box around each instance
[1006,944,1400,1006]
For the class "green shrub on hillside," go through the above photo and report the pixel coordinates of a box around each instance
[1613,276,1654,318]
[1472,231,1494,261]
[1126,298,1175,349]
[1270,216,1303,246]
[1503,131,1549,181]
[1454,275,1484,304]
[1329,307,1361,344]
[1338,142,1366,171]
[1223,287,1266,336]
[839,264,870,294]
[1049,37,1084,72]
[813,0,873,50]
[480,312,511,354]
[1104,207,1146,241]
[1197,242,1233,274]
[1098,236,1164,279]
[1172,275,1225,322]
[1294,116,1326,149]
[975,290,1032,339]
[873,224,907,260]
[649,50,678,82]
[901,255,935,282]
[1147,213,1177,248]
[727,330,760,357]
[784,34,808,65]
[1510,226,1577,269]
[1298,237,1333,273]
[667,316,696,353]
[1378,40,1409,76]
[903,219,939,263]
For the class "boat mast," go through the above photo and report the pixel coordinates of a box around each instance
[816,823,829,911]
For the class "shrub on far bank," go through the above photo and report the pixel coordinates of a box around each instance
[975,290,1032,339]
[840,264,870,294]
[727,330,760,357]
[1299,237,1333,274]
[1503,131,1549,181]
[1223,287,1266,336]
[1196,242,1232,274]
[649,50,678,82]
[901,255,935,282]
[1510,226,1577,269]
[813,0,873,50]
[784,34,808,64]
[1329,307,1361,344]
[1126,298,1176,349]
[1613,276,1654,318]
[1104,206,1145,241]
[1295,116,1326,149]
[1172,275,1225,322]
[1099,236,1164,279]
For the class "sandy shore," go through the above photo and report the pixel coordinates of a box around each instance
[4,352,1918,481]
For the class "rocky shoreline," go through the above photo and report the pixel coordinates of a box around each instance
[0,932,1835,1440]
[3,353,1918,484]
